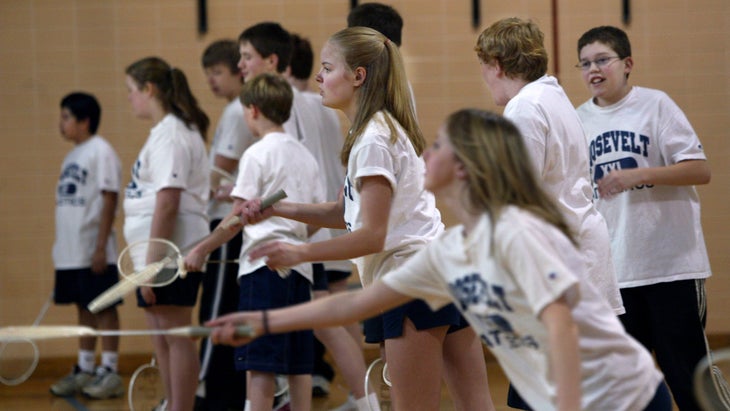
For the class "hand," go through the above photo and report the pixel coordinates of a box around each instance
[596,169,641,199]
[140,286,156,305]
[249,241,304,271]
[213,184,234,201]
[184,248,206,272]
[91,248,107,274]
[234,198,276,225]
[206,311,262,346]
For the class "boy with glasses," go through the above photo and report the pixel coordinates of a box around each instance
[576,25,713,411]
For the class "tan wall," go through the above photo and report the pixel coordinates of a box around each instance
[1,0,728,359]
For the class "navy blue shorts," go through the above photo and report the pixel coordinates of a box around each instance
[235,266,314,375]
[312,263,327,292]
[54,265,122,309]
[136,271,202,307]
[363,299,465,344]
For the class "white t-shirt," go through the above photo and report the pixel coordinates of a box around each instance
[504,75,623,314]
[207,99,255,220]
[231,131,324,283]
[343,111,443,286]
[383,208,663,411]
[123,114,210,251]
[577,86,711,287]
[53,136,121,269]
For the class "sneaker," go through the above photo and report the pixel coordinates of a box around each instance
[272,391,291,411]
[330,394,357,411]
[50,365,93,397]
[81,366,124,399]
[312,374,331,397]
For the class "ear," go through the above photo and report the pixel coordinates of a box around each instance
[455,161,469,180]
[266,54,279,72]
[622,56,634,76]
[353,66,367,87]
[249,104,261,119]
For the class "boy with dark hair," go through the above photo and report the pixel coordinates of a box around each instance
[197,39,253,411]
[51,92,124,400]
[347,2,403,46]
[576,25,713,411]
[184,72,324,411]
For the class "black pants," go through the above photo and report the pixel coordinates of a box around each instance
[196,219,246,411]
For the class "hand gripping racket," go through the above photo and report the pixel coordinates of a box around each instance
[87,189,287,313]
[0,291,53,385]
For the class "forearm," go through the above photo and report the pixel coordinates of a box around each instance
[541,300,581,411]
[301,225,386,262]
[95,191,117,252]
[633,159,710,186]
[275,200,345,229]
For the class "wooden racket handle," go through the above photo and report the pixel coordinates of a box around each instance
[185,325,255,338]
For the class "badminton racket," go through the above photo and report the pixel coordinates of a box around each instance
[694,347,730,410]
[364,358,392,411]
[0,325,254,342]
[0,291,53,386]
[87,189,287,313]
[128,357,165,411]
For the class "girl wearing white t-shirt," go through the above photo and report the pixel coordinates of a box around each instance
[124,57,210,411]
[238,27,494,411]
[208,109,672,411]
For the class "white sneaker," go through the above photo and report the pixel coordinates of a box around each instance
[49,365,92,397]
[81,366,124,399]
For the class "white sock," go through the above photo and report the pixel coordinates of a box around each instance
[243,399,251,411]
[356,392,381,411]
[101,351,118,373]
[78,350,95,373]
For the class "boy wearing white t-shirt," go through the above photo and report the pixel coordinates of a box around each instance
[185,73,323,411]
[50,92,124,400]
[197,39,254,411]
[576,26,712,411]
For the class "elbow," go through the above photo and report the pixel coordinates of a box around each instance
[697,162,711,185]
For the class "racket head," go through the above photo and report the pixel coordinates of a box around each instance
[694,348,730,411]
[0,339,40,386]
[118,238,185,286]
[364,358,391,411]
[128,359,165,411]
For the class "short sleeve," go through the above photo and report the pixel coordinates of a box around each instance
[382,243,453,310]
[350,142,397,193]
[147,139,191,191]
[213,101,254,160]
[504,100,549,176]
[231,152,263,201]
[498,227,580,316]
[656,95,707,164]
[97,142,121,193]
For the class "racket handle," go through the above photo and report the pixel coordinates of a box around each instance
[185,325,255,338]
[219,189,288,229]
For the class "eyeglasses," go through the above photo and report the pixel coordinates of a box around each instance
[575,56,622,71]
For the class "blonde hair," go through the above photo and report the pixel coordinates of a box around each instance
[446,109,576,245]
[474,17,548,82]
[328,27,424,166]
[240,73,293,125]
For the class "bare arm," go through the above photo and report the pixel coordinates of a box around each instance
[91,190,118,274]
[149,188,181,240]
[207,280,412,345]
[248,176,392,268]
[598,159,710,198]
[184,198,246,271]
[539,296,581,411]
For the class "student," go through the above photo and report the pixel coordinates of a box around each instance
[196,39,253,411]
[184,72,323,411]
[575,26,713,411]
[235,27,494,411]
[286,32,375,409]
[124,56,210,411]
[50,92,124,400]
[474,17,625,409]
[208,109,672,411]
[347,2,403,46]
